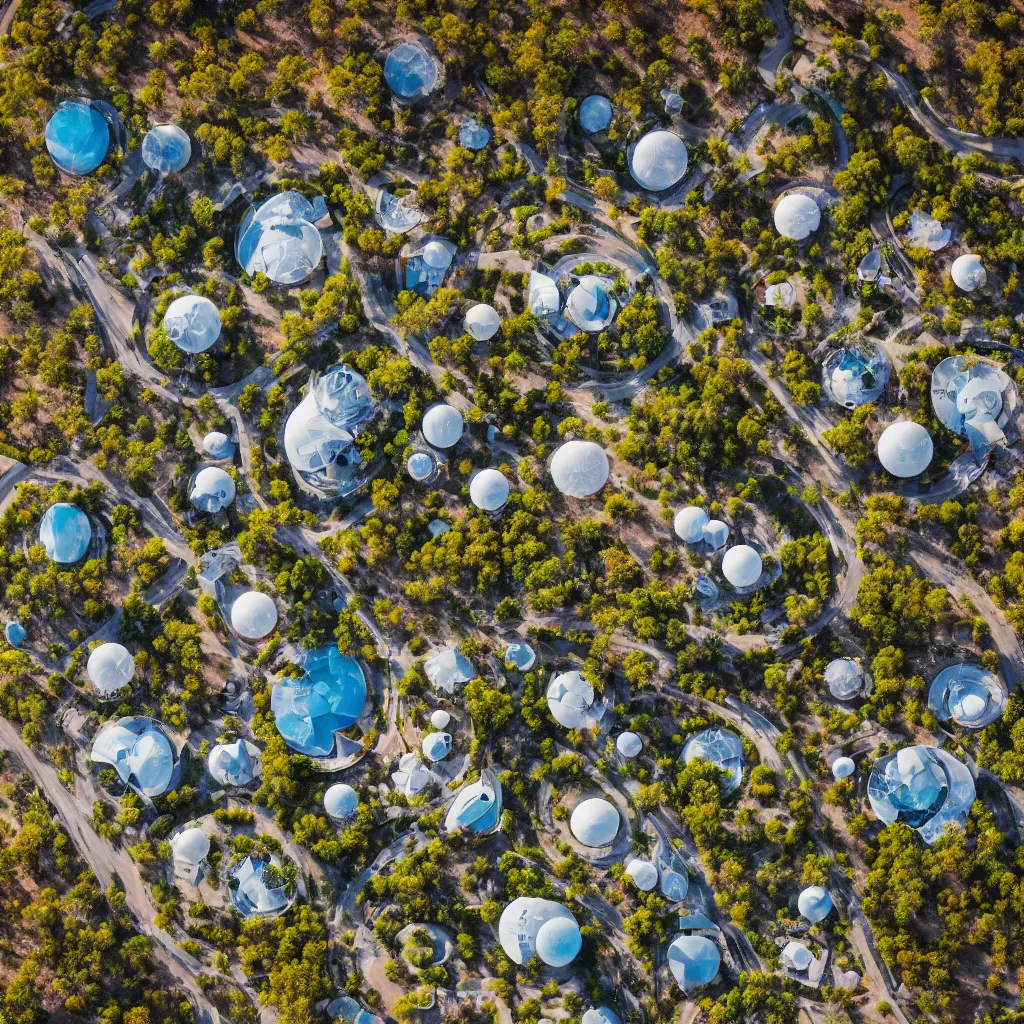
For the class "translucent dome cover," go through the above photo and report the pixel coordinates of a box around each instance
[445,771,502,833]
[203,431,234,459]
[505,642,536,671]
[951,253,986,291]
[822,342,891,409]
[458,117,491,150]
[550,440,610,497]
[783,941,813,970]
[824,658,868,700]
[797,885,833,923]
[465,303,501,341]
[425,646,474,694]
[774,193,821,240]
[546,669,602,729]
[208,738,260,787]
[498,897,580,965]
[383,41,438,100]
[683,728,743,792]
[272,647,366,756]
[236,191,324,285]
[45,101,110,175]
[928,662,1006,729]
[470,469,510,511]
[422,730,453,761]
[407,451,437,482]
[570,797,619,847]
[163,295,222,354]
[39,503,92,563]
[629,130,688,191]
[422,404,464,449]
[87,642,135,695]
[172,827,210,865]
[675,506,710,543]
[625,858,658,890]
[528,271,561,318]
[877,421,933,478]
[565,276,616,333]
[617,731,642,758]
[230,590,278,640]
[91,717,175,797]
[324,782,358,820]
[832,756,856,779]
[142,124,191,174]
[667,934,721,992]
[579,94,612,134]
[189,466,236,513]
[930,355,1010,461]
[722,544,763,588]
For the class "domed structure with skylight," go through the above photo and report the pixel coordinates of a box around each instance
[422,404,464,449]
[667,934,721,992]
[230,591,278,641]
[951,253,986,292]
[235,191,325,286]
[445,770,502,833]
[570,797,620,847]
[163,295,222,354]
[91,717,177,797]
[499,898,581,966]
[682,728,743,792]
[722,545,762,588]
[675,506,710,543]
[459,117,491,150]
[822,342,891,409]
[39,504,92,564]
[407,450,438,483]
[565,276,617,333]
[45,101,110,175]
[877,421,933,478]
[470,469,510,512]
[465,303,500,341]
[324,783,359,821]
[189,466,235,513]
[528,271,562,319]
[550,440,610,497]
[774,193,821,240]
[505,642,536,671]
[629,130,688,191]
[142,124,191,174]
[383,41,438,101]
[87,642,135,696]
[579,94,612,134]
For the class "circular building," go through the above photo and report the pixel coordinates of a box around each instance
[383,41,438,101]
[87,642,135,696]
[171,827,210,881]
[324,783,359,821]
[682,728,744,793]
[565,276,617,334]
[162,295,222,354]
[783,941,813,971]
[45,101,110,175]
[91,717,176,797]
[208,738,261,787]
[528,271,562,319]
[832,756,856,779]
[722,544,763,589]
[579,94,613,135]
[422,404,464,449]
[189,466,235,513]
[445,770,503,833]
[951,254,987,292]
[407,450,439,483]
[5,622,25,647]
[272,647,366,756]
[867,744,976,844]
[675,506,710,544]
[570,797,620,847]
[235,191,324,286]
[430,709,451,729]
[230,591,278,641]
[797,885,833,923]
[822,342,891,409]
[928,662,1006,730]
[498,898,581,966]
[425,646,474,694]
[582,1009,620,1024]
[505,642,536,671]
[547,670,604,730]
[667,934,721,992]
[470,469,510,512]
[458,117,491,150]
[465,303,501,341]
[229,854,292,917]
[142,124,191,174]
[39,503,92,564]
[702,519,729,551]
[877,421,933,478]
[774,193,821,240]
[930,355,1012,460]
[616,731,642,759]
[422,731,453,762]
[628,130,688,192]
[203,431,234,460]
[625,858,658,891]
[824,658,871,701]
[550,440,610,498]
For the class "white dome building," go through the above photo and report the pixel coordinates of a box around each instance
[832,756,856,779]
[498,898,581,966]
[782,941,813,971]
[667,934,721,992]
[798,885,833,923]
[546,670,604,730]
[407,450,438,483]
[87,642,135,696]
[202,431,234,460]
[628,130,688,192]
[774,193,821,240]
[950,253,987,292]
[565,276,617,334]
[162,295,222,354]
[142,124,191,174]
[422,404,464,449]
[824,658,871,700]
[582,1009,620,1024]
[877,421,933,478]
[458,117,491,150]
[550,440,610,498]
[674,506,709,543]
[702,519,729,551]
[928,662,1007,730]
[424,646,474,694]
[422,731,453,762]
[625,858,658,891]
[616,731,642,759]
[469,469,510,512]
[722,544,763,588]
[324,783,359,821]
[528,271,562,319]
[235,191,325,286]
[579,95,613,134]
[230,591,278,641]
[208,738,261,787]
[189,466,236,513]
[430,709,451,729]
[91,717,176,797]
[570,797,620,847]
[465,303,500,341]
[171,827,210,884]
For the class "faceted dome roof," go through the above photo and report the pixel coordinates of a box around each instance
[190,466,236,513]
[550,440,610,497]
[797,885,833,923]
[774,193,821,240]
[667,934,721,992]
[951,253,986,291]
[465,303,501,341]
[163,295,222,354]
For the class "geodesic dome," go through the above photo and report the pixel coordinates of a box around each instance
[142,124,191,174]
[422,404,464,449]
[236,191,324,285]
[824,658,870,700]
[722,544,762,588]
[465,303,501,341]
[189,466,236,513]
[877,421,933,478]
[550,440,610,497]
[629,130,688,192]
[617,731,642,758]
[91,717,175,797]
[208,738,261,787]
[682,728,743,792]
[797,885,833,923]
[569,797,620,847]
[951,254,987,292]
[324,783,359,820]
[822,343,891,409]
[579,94,613,134]
[383,41,438,100]
[774,193,821,240]
[163,295,222,354]
[674,506,710,543]
[625,858,658,890]
[498,898,581,966]
[445,771,502,833]
[39,503,92,564]
[470,469,510,512]
[87,642,135,696]
[45,101,110,175]
[230,591,278,641]
[667,934,720,992]
[565,276,616,333]
[930,355,1012,462]
[547,670,603,729]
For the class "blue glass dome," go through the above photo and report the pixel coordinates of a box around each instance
[383,42,438,100]
[4,622,25,646]
[39,503,92,563]
[579,94,612,134]
[272,647,366,756]
[667,934,720,991]
[45,102,110,175]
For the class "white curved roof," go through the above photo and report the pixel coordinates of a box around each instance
[625,858,658,890]
[172,827,210,865]
[951,253,986,292]
[764,281,796,308]
[407,451,437,482]
[582,1009,620,1024]
[421,240,449,270]
[674,506,709,543]
[550,440,609,497]
[824,658,867,700]
[570,797,619,847]
[324,782,359,820]
[422,730,452,762]
[907,209,951,251]
[208,738,260,786]
[87,642,135,695]
[528,271,561,318]
[783,941,813,971]
[142,124,191,174]
[203,431,234,459]
[498,898,580,966]
[629,130,688,192]
[465,303,500,341]
[430,709,451,729]
[565,275,616,333]
[163,294,222,354]
[91,717,175,797]
[702,519,728,550]
[230,590,278,640]
[877,421,933,478]
[667,934,721,992]
[425,646,474,693]
[470,469,510,511]
[798,885,833,923]
[722,544,762,588]
[422,404,464,449]
[189,466,236,513]
[546,669,601,729]
[505,642,536,671]
[579,94,612,134]
[445,771,502,833]
[832,756,856,779]
[616,731,642,758]
[39,503,92,563]
[774,193,821,240]
[235,191,324,285]
[683,728,744,792]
